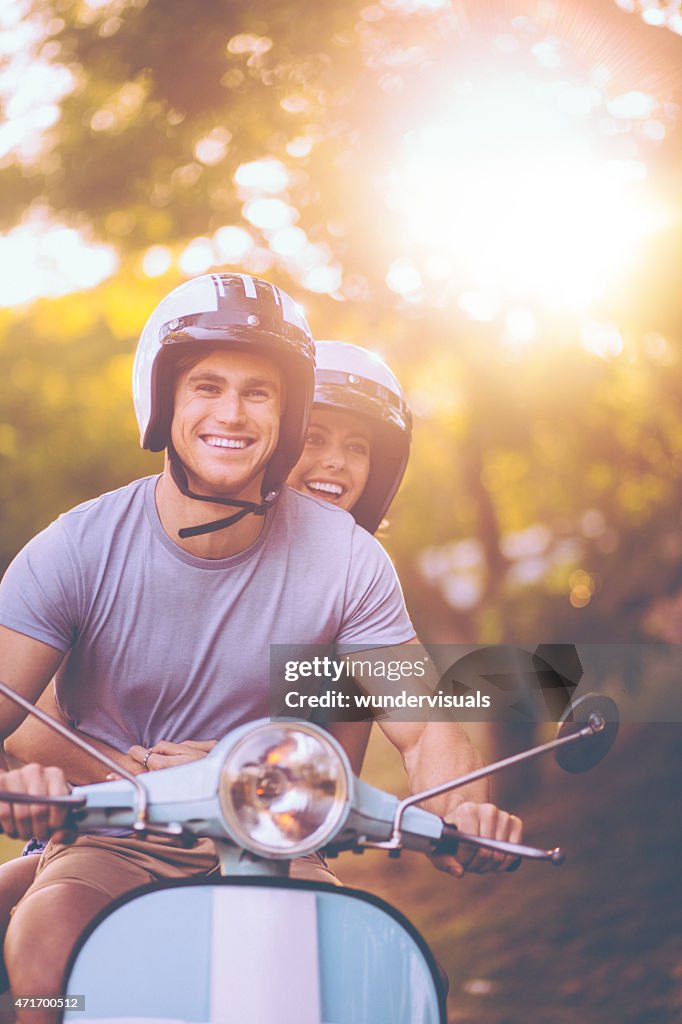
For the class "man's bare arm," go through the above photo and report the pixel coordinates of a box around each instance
[0,626,64,737]
[324,721,372,776]
[0,625,73,835]
[342,637,487,798]
[344,638,522,875]
[6,682,140,785]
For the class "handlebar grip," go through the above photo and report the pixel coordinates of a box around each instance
[432,822,460,857]
[432,823,522,872]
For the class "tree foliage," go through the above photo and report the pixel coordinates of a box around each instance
[1,0,682,658]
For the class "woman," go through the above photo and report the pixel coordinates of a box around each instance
[287,339,411,535]
[287,339,412,767]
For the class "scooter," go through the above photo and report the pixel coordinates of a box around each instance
[0,684,619,1024]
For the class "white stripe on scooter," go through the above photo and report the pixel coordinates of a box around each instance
[210,887,322,1024]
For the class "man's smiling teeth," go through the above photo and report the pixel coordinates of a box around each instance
[307,481,343,496]
[204,436,249,449]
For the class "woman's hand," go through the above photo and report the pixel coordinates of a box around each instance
[128,739,217,772]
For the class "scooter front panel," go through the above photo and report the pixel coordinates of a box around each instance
[64,878,444,1024]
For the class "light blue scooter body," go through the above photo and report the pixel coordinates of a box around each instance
[63,877,445,1024]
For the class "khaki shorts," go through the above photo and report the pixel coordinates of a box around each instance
[19,833,339,907]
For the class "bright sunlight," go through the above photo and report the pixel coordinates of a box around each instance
[386,72,670,312]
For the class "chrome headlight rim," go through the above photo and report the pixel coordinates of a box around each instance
[218,720,353,860]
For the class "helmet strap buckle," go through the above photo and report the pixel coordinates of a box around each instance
[168,445,279,539]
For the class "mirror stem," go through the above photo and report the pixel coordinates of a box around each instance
[391,720,599,843]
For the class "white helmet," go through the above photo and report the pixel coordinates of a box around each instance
[313,341,412,533]
[132,273,315,537]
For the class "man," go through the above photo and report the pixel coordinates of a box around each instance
[0,273,521,1019]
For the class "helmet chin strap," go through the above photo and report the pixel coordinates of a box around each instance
[168,444,278,539]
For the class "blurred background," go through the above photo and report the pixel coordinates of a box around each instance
[0,1,680,1021]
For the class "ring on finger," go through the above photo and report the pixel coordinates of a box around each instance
[142,749,153,770]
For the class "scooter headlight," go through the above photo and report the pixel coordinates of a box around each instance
[218,722,352,859]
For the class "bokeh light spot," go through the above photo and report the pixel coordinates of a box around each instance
[235,158,289,193]
[386,258,422,295]
[0,215,118,306]
[214,225,254,263]
[179,238,214,275]
[141,245,172,278]
[243,198,296,231]
[194,127,231,166]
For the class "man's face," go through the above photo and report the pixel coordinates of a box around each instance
[171,349,282,500]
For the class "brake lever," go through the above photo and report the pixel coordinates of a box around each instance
[0,791,85,808]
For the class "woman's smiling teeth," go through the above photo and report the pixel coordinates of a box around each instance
[306,480,344,496]
[203,435,251,449]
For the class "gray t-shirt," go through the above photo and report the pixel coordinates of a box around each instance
[0,477,414,752]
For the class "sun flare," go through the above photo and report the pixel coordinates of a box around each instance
[386,73,669,312]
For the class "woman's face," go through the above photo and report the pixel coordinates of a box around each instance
[287,408,371,513]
